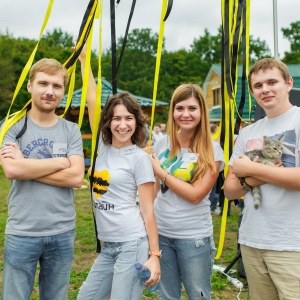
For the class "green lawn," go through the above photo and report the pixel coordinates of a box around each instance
[0,166,249,299]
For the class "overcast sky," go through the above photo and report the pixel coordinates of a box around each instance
[0,0,299,59]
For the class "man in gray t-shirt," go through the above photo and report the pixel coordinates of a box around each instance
[0,58,84,300]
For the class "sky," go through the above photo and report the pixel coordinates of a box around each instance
[0,0,299,59]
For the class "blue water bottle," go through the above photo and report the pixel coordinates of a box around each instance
[135,262,159,293]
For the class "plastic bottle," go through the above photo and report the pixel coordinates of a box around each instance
[135,262,159,294]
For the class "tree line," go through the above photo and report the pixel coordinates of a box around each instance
[0,21,299,123]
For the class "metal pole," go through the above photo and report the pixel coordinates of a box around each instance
[273,0,279,59]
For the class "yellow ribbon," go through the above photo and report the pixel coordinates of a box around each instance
[215,0,250,259]
[148,0,168,153]
[0,0,54,145]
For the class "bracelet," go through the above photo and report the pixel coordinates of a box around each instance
[239,177,253,192]
[148,250,162,257]
[162,173,168,187]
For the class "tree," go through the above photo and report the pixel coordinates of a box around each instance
[248,37,271,62]
[101,28,159,99]
[0,33,37,119]
[191,26,271,83]
[0,29,77,120]
[281,21,300,63]
[0,26,272,122]
[191,28,222,83]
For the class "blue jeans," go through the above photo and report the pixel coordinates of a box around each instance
[77,236,149,300]
[158,235,215,300]
[2,230,75,300]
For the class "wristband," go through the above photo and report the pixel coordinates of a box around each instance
[239,177,253,192]
[162,173,168,187]
[149,250,162,257]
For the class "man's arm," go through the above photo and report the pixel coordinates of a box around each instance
[0,143,70,180]
[229,153,300,190]
[35,155,84,188]
[224,167,248,200]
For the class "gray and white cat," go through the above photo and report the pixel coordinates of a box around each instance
[245,134,284,209]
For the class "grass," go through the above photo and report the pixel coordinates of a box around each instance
[0,166,250,299]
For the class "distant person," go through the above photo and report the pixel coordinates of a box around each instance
[160,122,166,135]
[209,123,222,214]
[0,58,84,299]
[152,123,163,144]
[76,44,160,300]
[224,58,300,300]
[150,83,224,299]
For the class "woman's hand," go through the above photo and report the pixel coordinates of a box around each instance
[149,153,162,176]
[143,255,161,286]
[72,39,87,62]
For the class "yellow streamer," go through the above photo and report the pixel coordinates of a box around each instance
[78,22,94,129]
[0,0,54,145]
[60,64,77,119]
[148,0,168,153]
[215,0,250,259]
[91,0,103,164]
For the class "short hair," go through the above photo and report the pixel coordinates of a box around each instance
[210,123,218,135]
[29,58,69,88]
[101,92,147,147]
[248,58,291,93]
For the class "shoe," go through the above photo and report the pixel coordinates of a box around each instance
[211,208,221,214]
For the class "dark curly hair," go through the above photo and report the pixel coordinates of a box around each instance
[101,92,147,147]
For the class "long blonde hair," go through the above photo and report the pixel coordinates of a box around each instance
[167,83,216,183]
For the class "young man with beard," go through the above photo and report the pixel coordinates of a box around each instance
[0,58,84,299]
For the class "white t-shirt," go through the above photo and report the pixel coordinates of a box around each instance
[154,136,224,239]
[229,106,300,251]
[152,131,164,144]
[91,142,155,242]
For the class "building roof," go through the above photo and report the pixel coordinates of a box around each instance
[206,64,300,121]
[59,77,169,108]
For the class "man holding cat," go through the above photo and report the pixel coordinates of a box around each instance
[224,58,300,300]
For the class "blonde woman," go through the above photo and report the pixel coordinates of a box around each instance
[150,84,224,300]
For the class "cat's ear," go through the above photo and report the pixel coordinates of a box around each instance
[263,136,270,143]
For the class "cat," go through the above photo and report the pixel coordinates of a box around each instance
[244,134,284,209]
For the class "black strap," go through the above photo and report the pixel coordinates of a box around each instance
[115,0,137,74]
[163,0,174,21]
[89,120,102,253]
[235,0,247,134]
[65,0,97,69]
[16,113,28,140]
[89,0,137,253]
[110,0,117,94]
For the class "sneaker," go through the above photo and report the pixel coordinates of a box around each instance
[211,208,221,214]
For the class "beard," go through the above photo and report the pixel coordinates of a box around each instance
[34,98,59,114]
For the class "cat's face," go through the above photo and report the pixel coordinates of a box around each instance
[262,135,284,160]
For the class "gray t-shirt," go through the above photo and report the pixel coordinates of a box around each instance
[154,136,224,239]
[91,141,155,242]
[2,115,83,236]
